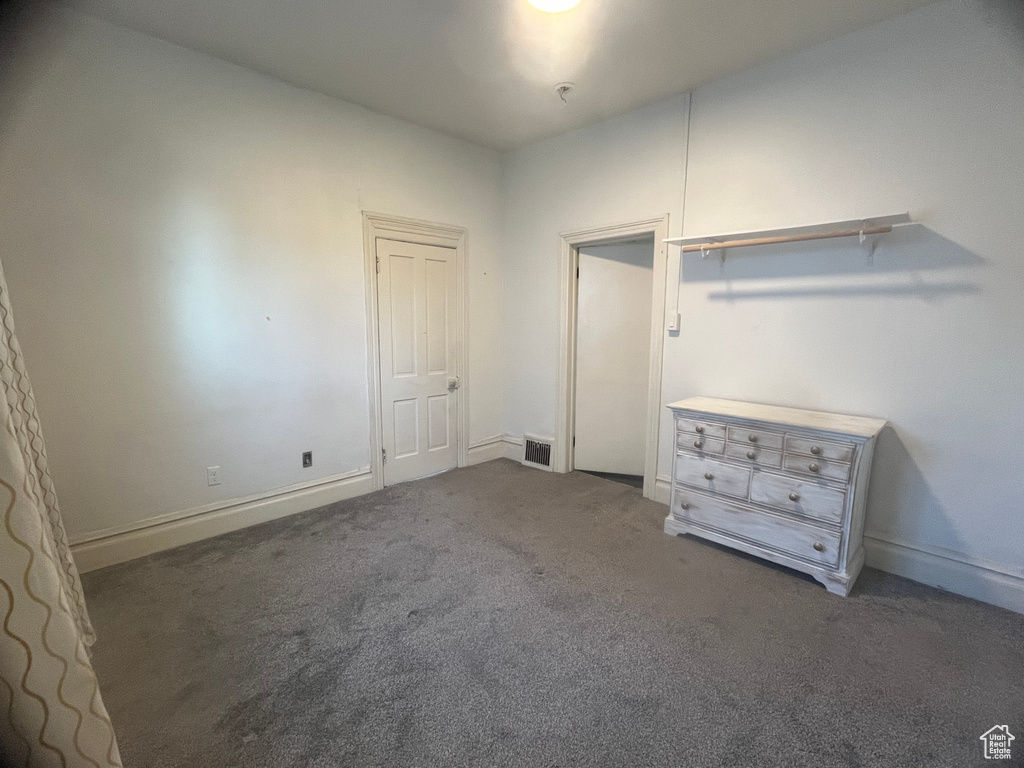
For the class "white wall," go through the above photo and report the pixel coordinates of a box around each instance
[501,95,690,439]
[502,0,1024,609]
[3,0,1022,610]
[0,9,504,543]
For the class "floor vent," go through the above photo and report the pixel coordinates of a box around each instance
[523,436,553,471]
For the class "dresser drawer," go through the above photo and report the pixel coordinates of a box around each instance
[678,434,725,455]
[750,471,847,525]
[727,425,783,452]
[676,416,726,441]
[784,435,855,463]
[724,443,782,468]
[672,490,841,568]
[783,454,851,483]
[674,454,750,500]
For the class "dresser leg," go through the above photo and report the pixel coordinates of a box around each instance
[816,574,853,596]
[813,547,865,597]
[663,516,696,538]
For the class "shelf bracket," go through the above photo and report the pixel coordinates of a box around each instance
[860,228,877,263]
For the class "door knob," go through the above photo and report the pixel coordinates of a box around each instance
[447,377,460,392]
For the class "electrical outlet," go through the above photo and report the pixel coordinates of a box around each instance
[207,466,221,486]
[302,451,313,468]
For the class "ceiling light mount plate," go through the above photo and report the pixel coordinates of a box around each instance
[555,82,575,103]
[529,0,581,12]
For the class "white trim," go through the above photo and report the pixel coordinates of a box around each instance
[362,211,470,489]
[654,474,672,505]
[864,533,1024,615]
[556,215,671,502]
[71,470,375,573]
[502,434,524,461]
[466,435,505,465]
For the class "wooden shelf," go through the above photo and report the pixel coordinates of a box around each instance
[665,213,911,253]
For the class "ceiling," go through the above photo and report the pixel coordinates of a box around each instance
[68,0,936,150]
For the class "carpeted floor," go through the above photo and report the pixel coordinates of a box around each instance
[82,459,1024,768]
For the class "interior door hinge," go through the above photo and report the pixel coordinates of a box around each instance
[382,447,387,464]
[572,435,575,447]
[376,255,380,274]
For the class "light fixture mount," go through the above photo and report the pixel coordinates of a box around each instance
[555,82,575,103]
[528,0,581,12]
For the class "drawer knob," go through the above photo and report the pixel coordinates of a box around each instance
[679,501,690,510]
[810,446,822,455]
[704,472,714,480]
[695,425,704,433]
[813,542,826,552]
[694,440,704,448]
[748,434,758,443]
[746,450,756,460]
[808,463,820,473]
[789,492,800,502]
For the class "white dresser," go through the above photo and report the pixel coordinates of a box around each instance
[666,398,886,595]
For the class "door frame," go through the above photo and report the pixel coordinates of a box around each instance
[556,215,670,500]
[362,211,469,490]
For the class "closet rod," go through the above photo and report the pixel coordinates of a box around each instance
[680,225,892,253]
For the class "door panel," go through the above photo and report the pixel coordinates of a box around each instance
[427,395,450,449]
[574,241,654,476]
[377,239,458,484]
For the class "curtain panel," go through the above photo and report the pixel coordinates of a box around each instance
[0,261,121,767]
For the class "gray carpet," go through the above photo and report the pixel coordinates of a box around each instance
[82,459,1024,768]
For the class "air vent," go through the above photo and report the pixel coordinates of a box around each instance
[523,435,553,470]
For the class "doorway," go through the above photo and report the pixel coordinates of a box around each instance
[574,239,655,488]
[552,217,671,505]
[363,212,469,490]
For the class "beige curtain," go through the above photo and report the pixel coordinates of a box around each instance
[0,260,121,767]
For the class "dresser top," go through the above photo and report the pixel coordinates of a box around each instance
[668,397,887,438]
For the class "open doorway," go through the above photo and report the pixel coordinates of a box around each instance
[574,238,655,489]
[555,216,670,500]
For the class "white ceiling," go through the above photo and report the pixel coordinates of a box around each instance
[68,0,936,150]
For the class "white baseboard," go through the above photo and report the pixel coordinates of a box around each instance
[466,436,505,466]
[71,470,375,573]
[654,475,672,505]
[502,434,524,461]
[863,533,1024,615]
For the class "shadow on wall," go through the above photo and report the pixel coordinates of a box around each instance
[679,224,983,302]
[860,425,993,602]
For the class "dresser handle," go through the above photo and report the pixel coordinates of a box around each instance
[813,542,825,552]
[746,450,756,460]
[704,472,714,480]
[808,463,820,473]
[789,492,800,502]
[679,501,690,510]
[810,446,822,455]
[694,440,704,448]
[748,434,758,443]
[695,425,704,433]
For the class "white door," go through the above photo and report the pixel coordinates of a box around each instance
[377,238,458,485]
[574,240,654,476]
